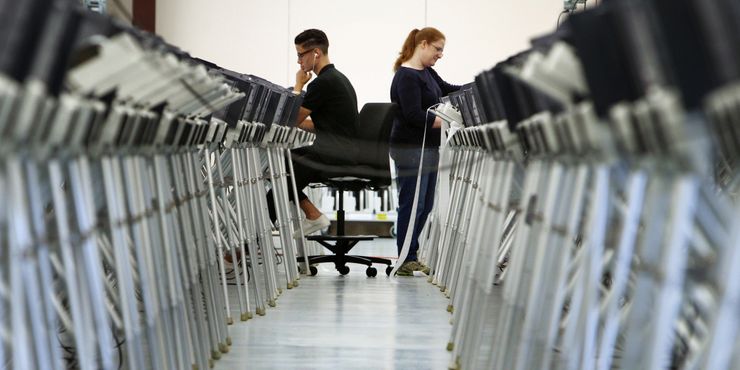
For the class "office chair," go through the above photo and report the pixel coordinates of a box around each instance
[299,102,398,277]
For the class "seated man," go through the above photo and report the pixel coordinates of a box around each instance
[267,28,359,237]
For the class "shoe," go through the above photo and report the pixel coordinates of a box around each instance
[293,214,330,239]
[407,261,431,275]
[395,261,415,277]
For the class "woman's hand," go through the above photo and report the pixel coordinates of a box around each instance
[432,116,443,129]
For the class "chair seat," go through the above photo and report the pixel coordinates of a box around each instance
[320,164,390,190]
[306,235,376,242]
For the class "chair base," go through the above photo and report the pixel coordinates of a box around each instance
[297,235,393,276]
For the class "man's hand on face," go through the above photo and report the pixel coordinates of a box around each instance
[295,69,312,89]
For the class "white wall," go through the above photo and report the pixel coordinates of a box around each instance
[156,0,562,107]
[428,0,563,84]
[156,0,290,82]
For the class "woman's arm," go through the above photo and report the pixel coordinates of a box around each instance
[429,68,462,95]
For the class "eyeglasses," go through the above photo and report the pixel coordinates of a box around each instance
[297,49,314,59]
[431,44,444,53]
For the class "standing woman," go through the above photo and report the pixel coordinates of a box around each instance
[390,27,460,276]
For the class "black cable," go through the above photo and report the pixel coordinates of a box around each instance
[58,334,80,369]
[273,247,284,265]
[111,331,126,370]
[557,10,571,28]
[57,311,125,370]
[178,78,220,114]
[220,259,255,283]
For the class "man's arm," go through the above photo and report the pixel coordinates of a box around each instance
[296,106,314,131]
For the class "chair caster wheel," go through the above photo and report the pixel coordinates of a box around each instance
[366,267,377,277]
[300,265,318,276]
[386,266,393,276]
[337,265,350,275]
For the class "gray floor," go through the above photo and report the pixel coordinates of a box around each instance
[214,239,455,370]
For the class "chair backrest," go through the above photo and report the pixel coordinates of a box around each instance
[354,102,397,184]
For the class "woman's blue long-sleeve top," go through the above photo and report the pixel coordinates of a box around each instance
[390,66,460,148]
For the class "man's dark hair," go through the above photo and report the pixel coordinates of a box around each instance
[294,29,329,54]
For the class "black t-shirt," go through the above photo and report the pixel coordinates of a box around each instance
[302,64,359,164]
[390,67,460,148]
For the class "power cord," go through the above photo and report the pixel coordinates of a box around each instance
[557,10,571,28]
[57,325,125,370]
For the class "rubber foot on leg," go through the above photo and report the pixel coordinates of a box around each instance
[219,342,229,353]
[447,342,454,351]
[287,282,294,289]
[447,305,454,313]
[209,359,214,368]
[448,358,460,370]
[241,312,249,321]
[211,350,221,360]
[226,337,232,346]
[256,307,266,316]
[227,317,234,325]
[268,299,276,307]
